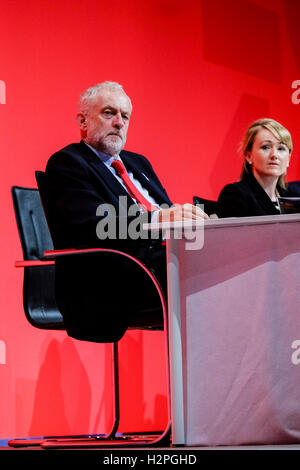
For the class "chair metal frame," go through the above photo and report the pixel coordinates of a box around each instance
[10,186,171,449]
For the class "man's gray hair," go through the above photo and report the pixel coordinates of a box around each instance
[78,81,132,114]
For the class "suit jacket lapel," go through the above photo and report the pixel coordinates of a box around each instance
[121,153,169,205]
[78,141,170,207]
[78,141,135,202]
[245,171,279,215]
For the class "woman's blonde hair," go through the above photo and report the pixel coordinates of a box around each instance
[240,118,293,189]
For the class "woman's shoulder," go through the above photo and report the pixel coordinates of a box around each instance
[217,178,254,218]
[218,179,250,198]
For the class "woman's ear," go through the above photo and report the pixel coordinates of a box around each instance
[245,153,252,165]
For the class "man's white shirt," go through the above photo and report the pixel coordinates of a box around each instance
[84,142,161,222]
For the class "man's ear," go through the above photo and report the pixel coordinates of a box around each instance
[76,113,87,133]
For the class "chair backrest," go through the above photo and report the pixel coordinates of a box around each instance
[287,181,300,195]
[11,186,64,329]
[193,196,217,216]
[12,186,53,260]
[35,170,58,245]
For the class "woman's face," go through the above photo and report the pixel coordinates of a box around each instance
[246,128,290,182]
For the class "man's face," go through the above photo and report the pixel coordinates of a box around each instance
[78,89,132,157]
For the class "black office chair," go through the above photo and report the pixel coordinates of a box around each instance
[193,196,218,216]
[287,181,300,195]
[10,185,171,449]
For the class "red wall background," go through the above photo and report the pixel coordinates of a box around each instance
[0,0,300,439]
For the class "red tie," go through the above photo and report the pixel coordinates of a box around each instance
[111,160,156,212]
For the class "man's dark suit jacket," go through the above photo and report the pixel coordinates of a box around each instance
[217,170,286,218]
[44,141,173,342]
[45,141,172,249]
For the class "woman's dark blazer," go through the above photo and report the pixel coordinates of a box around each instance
[217,170,287,218]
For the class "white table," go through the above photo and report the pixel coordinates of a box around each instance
[146,214,300,446]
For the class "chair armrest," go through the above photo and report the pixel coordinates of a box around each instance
[43,248,166,308]
[43,248,148,268]
[43,248,115,259]
[16,249,165,307]
[15,260,55,267]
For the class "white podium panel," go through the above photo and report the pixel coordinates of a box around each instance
[164,215,300,446]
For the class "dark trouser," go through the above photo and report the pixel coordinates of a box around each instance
[54,243,167,343]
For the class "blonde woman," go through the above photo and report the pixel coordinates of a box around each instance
[217,118,293,218]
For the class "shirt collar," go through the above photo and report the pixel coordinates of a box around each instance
[83,141,121,166]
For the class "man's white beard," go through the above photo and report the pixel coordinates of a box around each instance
[102,140,123,156]
[92,135,124,156]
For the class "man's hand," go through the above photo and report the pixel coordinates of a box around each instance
[158,203,209,223]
